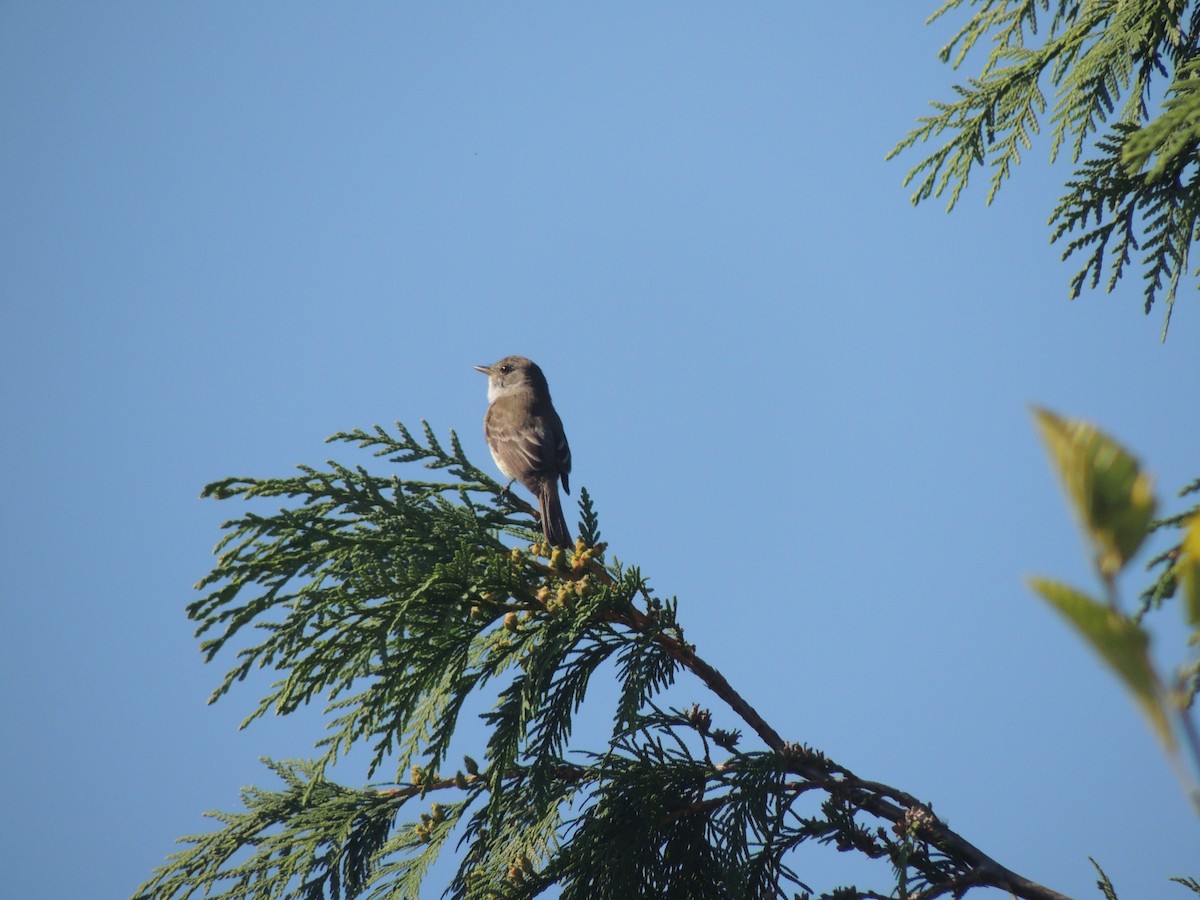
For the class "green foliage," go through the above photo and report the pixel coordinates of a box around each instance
[890,0,1200,338]
[1090,858,1120,900]
[1174,875,1200,895]
[1028,577,1172,747]
[1049,122,1200,339]
[1141,479,1200,614]
[1091,859,1200,900]
[1030,409,1200,812]
[1140,479,1200,713]
[1122,58,1200,182]
[140,422,1081,899]
[132,759,415,900]
[1032,408,1156,584]
[1178,514,1200,631]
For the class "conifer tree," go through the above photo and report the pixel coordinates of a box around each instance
[890,6,1200,861]
[136,422,1085,900]
[889,0,1200,339]
[134,2,1200,891]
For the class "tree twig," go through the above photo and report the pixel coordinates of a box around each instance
[609,600,1073,900]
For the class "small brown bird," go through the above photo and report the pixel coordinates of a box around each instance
[474,356,573,548]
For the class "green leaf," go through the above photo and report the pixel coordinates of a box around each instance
[1032,408,1157,580]
[1029,577,1173,750]
[1177,514,1200,631]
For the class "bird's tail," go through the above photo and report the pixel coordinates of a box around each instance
[538,482,573,549]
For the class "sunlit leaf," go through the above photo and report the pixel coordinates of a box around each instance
[1029,577,1173,750]
[1032,409,1157,580]
[1177,514,1200,631]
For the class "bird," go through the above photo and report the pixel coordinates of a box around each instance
[474,356,573,549]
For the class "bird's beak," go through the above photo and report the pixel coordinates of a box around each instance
[473,365,492,376]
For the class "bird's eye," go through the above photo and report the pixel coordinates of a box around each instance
[499,365,512,374]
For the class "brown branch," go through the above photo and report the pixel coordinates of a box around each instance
[493,536,1072,900]
[907,871,1011,900]
[607,597,1073,900]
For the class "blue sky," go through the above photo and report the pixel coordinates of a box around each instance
[2,4,1196,898]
